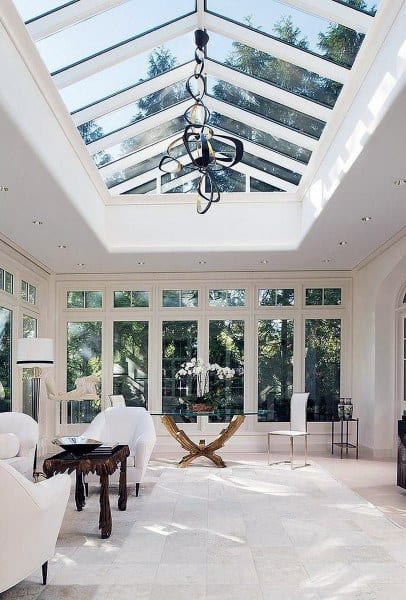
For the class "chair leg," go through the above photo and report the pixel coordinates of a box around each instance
[290,437,294,470]
[136,482,140,497]
[267,433,271,465]
[305,435,308,466]
[42,561,48,585]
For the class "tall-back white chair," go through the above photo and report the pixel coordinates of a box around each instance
[267,392,310,469]
[108,394,126,408]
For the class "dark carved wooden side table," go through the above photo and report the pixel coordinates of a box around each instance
[43,445,130,539]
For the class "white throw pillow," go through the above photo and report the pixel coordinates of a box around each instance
[0,433,20,459]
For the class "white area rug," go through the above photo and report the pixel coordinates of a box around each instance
[2,457,406,599]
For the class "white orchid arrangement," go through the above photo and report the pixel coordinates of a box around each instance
[175,357,235,399]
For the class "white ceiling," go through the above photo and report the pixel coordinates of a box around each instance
[0,0,405,275]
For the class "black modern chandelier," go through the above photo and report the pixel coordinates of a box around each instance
[159,29,244,214]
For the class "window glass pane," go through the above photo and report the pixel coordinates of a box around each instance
[209,320,244,422]
[259,289,276,306]
[28,284,37,305]
[23,315,37,338]
[305,318,341,421]
[209,289,246,307]
[305,288,323,305]
[208,32,342,108]
[67,291,84,308]
[259,288,295,306]
[0,307,12,412]
[324,288,342,305]
[276,289,295,306]
[243,152,301,186]
[12,0,73,22]
[212,112,311,164]
[67,321,102,423]
[4,271,13,294]
[162,173,200,194]
[163,290,198,308]
[162,320,198,421]
[163,290,181,307]
[63,35,194,113]
[181,290,198,308]
[22,315,38,418]
[36,0,196,73]
[0,269,4,290]
[21,280,28,301]
[113,321,148,407]
[85,291,103,308]
[208,78,325,139]
[132,291,149,307]
[250,178,282,192]
[206,0,365,68]
[258,319,294,422]
[210,169,246,193]
[114,291,132,308]
[333,0,381,16]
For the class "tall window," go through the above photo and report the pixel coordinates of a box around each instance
[305,319,341,421]
[162,320,197,420]
[403,317,406,403]
[0,307,12,412]
[113,321,149,407]
[22,315,38,417]
[258,319,294,422]
[209,320,244,422]
[67,321,102,423]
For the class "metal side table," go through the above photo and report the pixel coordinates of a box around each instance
[331,418,359,459]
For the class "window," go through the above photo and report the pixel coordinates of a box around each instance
[21,280,37,305]
[66,321,102,423]
[403,318,406,403]
[305,318,341,421]
[162,290,198,308]
[259,289,295,306]
[67,291,103,308]
[258,319,294,422]
[22,315,37,338]
[305,288,341,305]
[0,268,14,295]
[162,320,198,420]
[209,289,245,307]
[114,291,149,308]
[113,321,149,407]
[0,307,12,412]
[22,315,38,418]
[208,319,244,422]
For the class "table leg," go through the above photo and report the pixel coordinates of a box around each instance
[118,457,127,511]
[99,473,112,539]
[346,420,349,456]
[75,470,86,511]
[356,419,359,459]
[331,420,334,454]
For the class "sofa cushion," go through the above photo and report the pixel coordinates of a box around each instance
[0,433,20,459]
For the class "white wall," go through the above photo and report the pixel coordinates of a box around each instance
[353,232,406,458]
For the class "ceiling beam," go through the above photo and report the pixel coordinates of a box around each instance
[204,12,349,84]
[26,0,131,41]
[206,60,331,122]
[52,13,197,89]
[281,0,372,34]
[72,62,193,126]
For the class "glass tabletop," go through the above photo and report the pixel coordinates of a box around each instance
[150,410,268,417]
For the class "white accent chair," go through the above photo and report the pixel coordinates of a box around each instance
[83,407,156,496]
[108,394,126,408]
[0,412,39,479]
[0,461,70,594]
[267,392,310,469]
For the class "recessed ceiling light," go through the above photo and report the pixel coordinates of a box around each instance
[57,244,67,249]
[76,263,85,267]
[338,241,348,246]
[361,216,372,222]
[259,259,268,264]
[137,261,145,266]
[394,179,406,186]
[32,220,43,226]
[321,259,331,264]
[198,260,206,265]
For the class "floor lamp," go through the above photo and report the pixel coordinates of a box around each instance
[16,338,54,477]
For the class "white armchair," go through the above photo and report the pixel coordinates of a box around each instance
[83,407,156,496]
[0,461,70,594]
[0,412,39,479]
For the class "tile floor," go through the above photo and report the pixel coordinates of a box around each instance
[2,453,406,600]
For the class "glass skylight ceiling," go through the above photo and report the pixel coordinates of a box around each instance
[14,0,379,197]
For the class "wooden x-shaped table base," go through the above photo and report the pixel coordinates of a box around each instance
[161,414,245,468]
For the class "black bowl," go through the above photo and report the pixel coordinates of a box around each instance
[52,436,103,456]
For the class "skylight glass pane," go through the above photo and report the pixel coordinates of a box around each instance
[243,152,301,186]
[333,0,381,16]
[97,117,185,166]
[13,0,74,21]
[208,32,342,108]
[122,179,157,194]
[163,176,200,194]
[206,0,365,68]
[35,0,196,73]
[207,78,325,139]
[62,34,195,113]
[79,81,188,145]
[211,113,311,164]
[250,178,283,192]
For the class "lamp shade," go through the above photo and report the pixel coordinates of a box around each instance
[16,338,54,368]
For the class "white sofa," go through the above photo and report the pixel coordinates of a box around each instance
[0,460,70,594]
[0,412,39,479]
[83,407,156,495]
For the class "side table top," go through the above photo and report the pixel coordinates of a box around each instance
[43,444,130,477]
